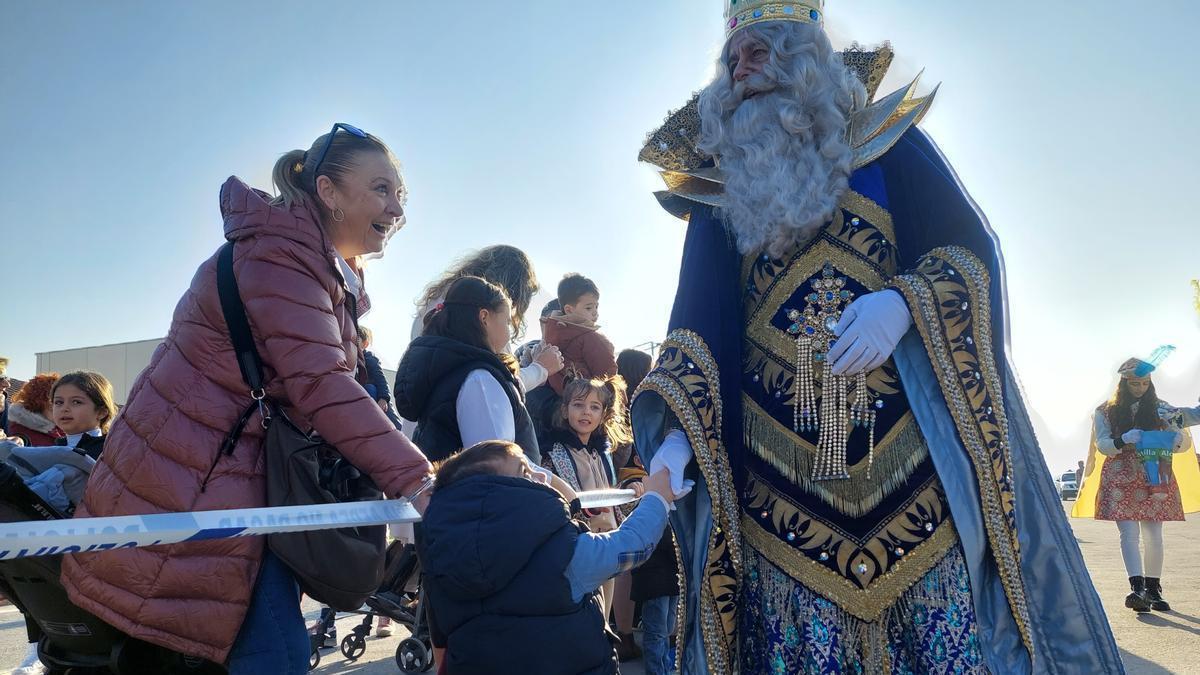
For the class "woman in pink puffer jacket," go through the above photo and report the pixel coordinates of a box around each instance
[61,125,433,673]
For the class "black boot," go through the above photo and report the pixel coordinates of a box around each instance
[1125,576,1151,612]
[1143,577,1171,611]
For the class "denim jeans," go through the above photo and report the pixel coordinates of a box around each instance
[227,551,310,674]
[641,595,678,675]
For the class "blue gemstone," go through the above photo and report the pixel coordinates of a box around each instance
[805,326,815,335]
[810,9,820,20]
[753,9,763,18]
[814,352,825,362]
[825,292,834,301]
[783,5,794,14]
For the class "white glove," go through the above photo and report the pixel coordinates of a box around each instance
[828,290,912,376]
[649,430,696,503]
[1121,429,1143,446]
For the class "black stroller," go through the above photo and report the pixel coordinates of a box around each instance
[0,463,223,674]
[311,539,434,673]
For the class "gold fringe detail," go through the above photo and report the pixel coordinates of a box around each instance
[744,399,929,518]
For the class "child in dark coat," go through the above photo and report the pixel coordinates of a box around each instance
[419,440,676,675]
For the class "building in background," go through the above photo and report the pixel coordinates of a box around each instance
[35,339,397,406]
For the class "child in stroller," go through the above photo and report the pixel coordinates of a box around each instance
[307,538,434,673]
[0,462,223,674]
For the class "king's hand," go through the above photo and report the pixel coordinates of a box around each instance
[827,289,913,376]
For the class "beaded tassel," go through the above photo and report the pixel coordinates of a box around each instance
[813,362,850,480]
[793,337,817,432]
[849,371,876,479]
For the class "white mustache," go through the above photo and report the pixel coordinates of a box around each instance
[732,73,777,105]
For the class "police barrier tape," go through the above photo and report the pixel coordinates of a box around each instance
[0,489,639,561]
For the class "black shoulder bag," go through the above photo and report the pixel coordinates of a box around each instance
[216,241,386,610]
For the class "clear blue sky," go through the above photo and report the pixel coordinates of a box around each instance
[3,1,1198,470]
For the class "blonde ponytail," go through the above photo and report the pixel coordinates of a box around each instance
[271,149,310,207]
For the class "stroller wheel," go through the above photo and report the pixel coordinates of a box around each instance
[396,637,433,673]
[341,633,367,661]
[308,644,321,671]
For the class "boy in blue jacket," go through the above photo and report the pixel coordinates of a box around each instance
[419,440,678,675]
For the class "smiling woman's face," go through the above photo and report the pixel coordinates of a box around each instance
[317,150,406,259]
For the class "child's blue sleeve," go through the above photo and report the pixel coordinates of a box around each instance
[565,493,670,603]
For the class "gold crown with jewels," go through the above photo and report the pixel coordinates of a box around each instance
[725,0,823,38]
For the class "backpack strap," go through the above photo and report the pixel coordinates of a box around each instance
[203,242,270,492]
[217,241,266,395]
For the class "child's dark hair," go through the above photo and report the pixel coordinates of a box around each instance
[557,273,599,308]
[424,276,519,375]
[424,276,510,350]
[52,371,118,434]
[434,440,524,492]
[616,349,653,394]
[555,376,632,449]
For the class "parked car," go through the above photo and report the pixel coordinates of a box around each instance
[1058,471,1079,500]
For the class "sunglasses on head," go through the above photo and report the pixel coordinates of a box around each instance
[310,122,368,188]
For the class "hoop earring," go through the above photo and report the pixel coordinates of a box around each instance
[333,207,345,222]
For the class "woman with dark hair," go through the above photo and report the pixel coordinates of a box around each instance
[411,245,563,392]
[395,276,540,464]
[60,124,434,673]
[1075,357,1200,614]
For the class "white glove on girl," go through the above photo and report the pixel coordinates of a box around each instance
[829,290,913,376]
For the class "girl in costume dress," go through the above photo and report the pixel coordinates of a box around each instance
[1075,357,1200,612]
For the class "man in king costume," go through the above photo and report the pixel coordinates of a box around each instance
[631,2,1122,672]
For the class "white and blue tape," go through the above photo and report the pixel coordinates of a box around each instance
[0,489,638,561]
[0,499,419,561]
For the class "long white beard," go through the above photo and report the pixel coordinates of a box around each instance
[710,89,854,257]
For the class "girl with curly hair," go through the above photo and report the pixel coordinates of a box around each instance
[7,373,64,447]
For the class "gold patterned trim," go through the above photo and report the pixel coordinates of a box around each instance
[741,508,956,621]
[633,329,741,673]
[743,397,929,517]
[890,245,1033,654]
[840,189,895,245]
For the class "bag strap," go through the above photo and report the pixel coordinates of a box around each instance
[217,241,266,395]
